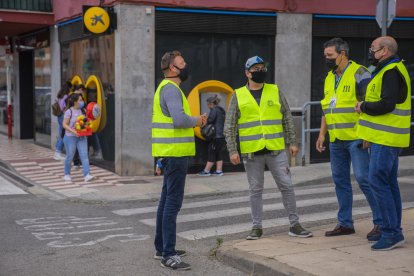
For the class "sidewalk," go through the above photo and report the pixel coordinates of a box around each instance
[217,208,414,276]
[1,136,414,275]
[1,135,414,202]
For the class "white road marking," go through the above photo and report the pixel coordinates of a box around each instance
[140,195,366,226]
[112,186,336,216]
[176,202,414,240]
[0,175,27,195]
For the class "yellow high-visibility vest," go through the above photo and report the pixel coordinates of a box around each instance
[236,84,285,154]
[152,79,195,157]
[321,61,363,142]
[357,61,411,147]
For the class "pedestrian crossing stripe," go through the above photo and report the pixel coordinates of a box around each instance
[176,202,414,240]
[112,186,336,216]
[139,194,367,226]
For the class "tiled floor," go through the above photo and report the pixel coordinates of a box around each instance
[0,136,130,191]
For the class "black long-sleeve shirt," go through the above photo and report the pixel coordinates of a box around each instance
[361,56,408,116]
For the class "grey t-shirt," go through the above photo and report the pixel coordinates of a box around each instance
[159,83,197,128]
[64,107,83,137]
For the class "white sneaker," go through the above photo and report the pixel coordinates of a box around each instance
[84,174,95,182]
[63,175,72,182]
[53,152,63,161]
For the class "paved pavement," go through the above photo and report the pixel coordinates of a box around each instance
[1,135,414,275]
[217,209,414,276]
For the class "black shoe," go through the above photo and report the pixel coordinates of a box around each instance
[366,225,381,239]
[325,225,355,237]
[154,249,186,260]
[161,255,191,271]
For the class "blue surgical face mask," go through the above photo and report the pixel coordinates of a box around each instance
[79,101,85,109]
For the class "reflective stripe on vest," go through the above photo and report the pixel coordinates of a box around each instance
[357,61,411,147]
[236,84,285,154]
[321,61,362,142]
[152,79,195,157]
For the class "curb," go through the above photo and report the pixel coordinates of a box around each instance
[216,242,313,276]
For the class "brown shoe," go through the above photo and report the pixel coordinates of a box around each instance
[366,225,381,239]
[325,225,355,237]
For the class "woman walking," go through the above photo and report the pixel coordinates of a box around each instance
[62,93,95,182]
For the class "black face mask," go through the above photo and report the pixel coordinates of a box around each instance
[325,58,338,70]
[368,49,381,66]
[174,65,189,82]
[250,70,267,83]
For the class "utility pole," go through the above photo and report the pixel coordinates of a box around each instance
[376,0,396,36]
[381,0,388,35]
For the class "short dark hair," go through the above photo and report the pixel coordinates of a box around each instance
[323,38,350,57]
[66,93,83,109]
[73,84,86,91]
[161,50,182,72]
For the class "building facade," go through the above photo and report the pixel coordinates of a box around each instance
[1,0,413,175]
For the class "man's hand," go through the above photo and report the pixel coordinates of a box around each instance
[201,113,207,126]
[230,153,240,165]
[362,140,371,149]
[196,113,208,127]
[289,145,299,157]
[355,101,363,114]
[316,135,326,153]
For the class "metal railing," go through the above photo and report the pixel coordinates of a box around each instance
[0,0,52,12]
[300,101,321,166]
[300,95,414,166]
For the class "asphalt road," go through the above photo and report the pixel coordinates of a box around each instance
[1,174,413,276]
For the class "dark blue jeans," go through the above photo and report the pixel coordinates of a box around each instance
[330,139,382,228]
[369,143,402,238]
[154,157,188,258]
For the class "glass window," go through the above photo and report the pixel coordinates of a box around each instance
[0,53,14,134]
[61,34,115,166]
[34,47,51,146]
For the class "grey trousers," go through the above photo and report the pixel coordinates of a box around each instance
[243,151,299,229]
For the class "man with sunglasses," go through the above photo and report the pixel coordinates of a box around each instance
[316,38,382,240]
[224,56,312,240]
[355,36,411,251]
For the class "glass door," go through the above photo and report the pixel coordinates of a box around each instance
[33,47,51,147]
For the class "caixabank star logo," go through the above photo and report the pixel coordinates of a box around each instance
[83,6,116,35]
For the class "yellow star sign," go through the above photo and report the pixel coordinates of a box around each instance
[83,6,110,34]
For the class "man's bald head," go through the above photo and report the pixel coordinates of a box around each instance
[377,36,398,55]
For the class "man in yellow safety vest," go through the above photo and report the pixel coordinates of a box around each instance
[152,50,206,270]
[355,36,411,251]
[316,38,382,240]
[224,56,312,240]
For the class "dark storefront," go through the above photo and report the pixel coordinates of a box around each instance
[155,8,276,171]
[14,29,52,145]
[310,16,414,163]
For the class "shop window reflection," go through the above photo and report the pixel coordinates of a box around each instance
[61,34,115,168]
